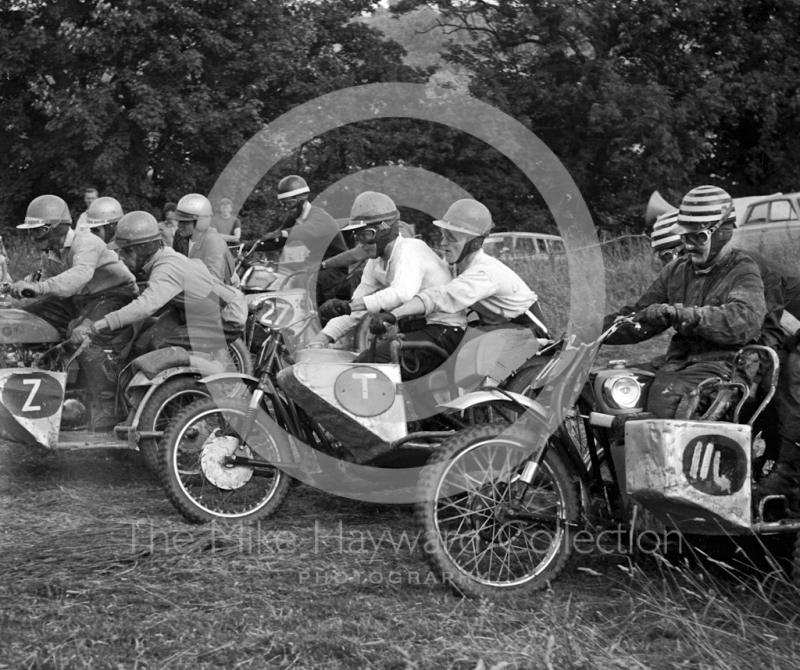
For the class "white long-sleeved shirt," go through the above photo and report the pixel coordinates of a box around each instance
[323,236,465,341]
[417,249,538,326]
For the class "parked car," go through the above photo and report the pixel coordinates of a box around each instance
[482,232,565,259]
[732,192,800,254]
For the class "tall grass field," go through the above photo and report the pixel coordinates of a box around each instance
[1,230,799,669]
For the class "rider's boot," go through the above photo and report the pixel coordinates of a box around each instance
[78,345,126,433]
[755,457,800,515]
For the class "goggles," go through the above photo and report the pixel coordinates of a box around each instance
[680,229,712,246]
[657,248,681,264]
[355,221,389,244]
[441,228,459,244]
[279,197,302,209]
[25,217,58,240]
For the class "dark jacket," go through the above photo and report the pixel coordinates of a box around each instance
[605,247,767,364]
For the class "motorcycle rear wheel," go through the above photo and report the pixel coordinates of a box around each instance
[158,397,291,524]
[138,377,210,473]
[415,422,579,598]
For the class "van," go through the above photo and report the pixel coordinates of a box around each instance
[482,232,565,259]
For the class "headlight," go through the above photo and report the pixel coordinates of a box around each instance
[601,375,642,410]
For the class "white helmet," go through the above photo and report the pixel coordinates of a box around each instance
[86,196,124,228]
[17,194,72,230]
[175,193,213,232]
[434,199,493,237]
[343,191,399,231]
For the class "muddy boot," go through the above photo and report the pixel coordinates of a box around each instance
[755,461,800,514]
[78,345,126,433]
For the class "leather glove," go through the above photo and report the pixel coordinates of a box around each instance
[318,298,351,322]
[9,281,41,299]
[369,312,397,336]
[634,304,676,328]
[69,320,93,345]
[91,318,111,335]
[672,305,700,333]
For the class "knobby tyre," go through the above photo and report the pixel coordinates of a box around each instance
[157,397,291,524]
[227,337,254,376]
[138,377,210,473]
[415,422,579,598]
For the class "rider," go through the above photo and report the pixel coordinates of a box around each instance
[389,199,548,335]
[310,191,465,379]
[173,193,237,285]
[10,194,138,431]
[650,209,683,266]
[90,211,246,355]
[604,185,767,419]
[85,196,124,245]
[251,175,349,303]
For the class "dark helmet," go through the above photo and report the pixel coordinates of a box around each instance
[277,175,310,201]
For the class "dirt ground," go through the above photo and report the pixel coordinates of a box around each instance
[1,431,799,669]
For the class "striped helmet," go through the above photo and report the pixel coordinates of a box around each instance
[650,209,681,251]
[675,185,735,234]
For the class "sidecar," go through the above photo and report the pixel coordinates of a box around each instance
[618,346,800,538]
[624,418,800,536]
[276,326,543,465]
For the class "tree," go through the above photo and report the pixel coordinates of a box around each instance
[0,0,425,229]
[392,0,800,232]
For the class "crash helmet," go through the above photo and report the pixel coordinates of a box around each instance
[85,196,124,228]
[433,199,493,237]
[675,185,736,234]
[110,211,162,249]
[343,191,400,231]
[651,209,681,252]
[277,175,310,201]
[17,195,72,238]
[175,193,213,232]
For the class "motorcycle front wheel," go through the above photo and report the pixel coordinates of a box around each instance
[158,397,291,524]
[415,422,579,598]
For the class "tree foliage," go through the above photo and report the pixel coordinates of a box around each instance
[393,0,800,232]
[0,0,423,228]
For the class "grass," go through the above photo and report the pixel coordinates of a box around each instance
[2,235,800,668]
[1,443,799,669]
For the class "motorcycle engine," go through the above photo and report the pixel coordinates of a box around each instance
[0,344,44,369]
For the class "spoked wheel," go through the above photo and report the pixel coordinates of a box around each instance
[138,377,210,473]
[158,397,291,524]
[415,422,579,598]
[226,337,254,376]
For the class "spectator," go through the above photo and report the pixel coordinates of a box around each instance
[159,202,179,247]
[74,187,99,234]
[210,198,242,242]
[0,234,11,282]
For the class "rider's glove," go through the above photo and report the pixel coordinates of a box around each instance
[634,304,676,328]
[672,305,700,333]
[369,312,397,336]
[69,320,93,345]
[9,281,41,299]
[318,298,351,322]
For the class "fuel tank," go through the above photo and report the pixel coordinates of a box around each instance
[0,308,60,344]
